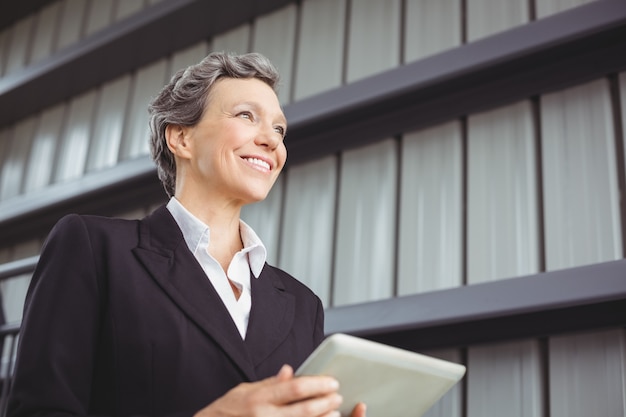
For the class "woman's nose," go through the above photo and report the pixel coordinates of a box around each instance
[255,123,281,150]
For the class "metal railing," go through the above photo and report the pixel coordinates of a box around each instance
[0,257,34,417]
[0,322,20,417]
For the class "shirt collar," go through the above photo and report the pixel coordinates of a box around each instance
[166,197,267,277]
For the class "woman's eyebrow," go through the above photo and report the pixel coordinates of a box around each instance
[236,101,287,125]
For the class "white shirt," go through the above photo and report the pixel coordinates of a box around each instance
[166,197,267,339]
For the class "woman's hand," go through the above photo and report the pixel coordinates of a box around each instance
[350,402,367,417]
[195,364,359,417]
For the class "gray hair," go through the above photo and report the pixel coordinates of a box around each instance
[148,51,280,197]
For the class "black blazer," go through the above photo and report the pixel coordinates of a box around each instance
[8,206,324,417]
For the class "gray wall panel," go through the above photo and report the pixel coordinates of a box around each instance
[467,340,544,417]
[333,139,398,306]
[251,4,297,104]
[404,0,461,63]
[398,121,463,294]
[0,118,36,200]
[541,79,622,270]
[114,0,146,22]
[119,59,167,161]
[211,24,251,55]
[549,328,626,417]
[467,101,539,283]
[0,240,39,324]
[3,16,34,76]
[293,0,345,101]
[346,0,401,83]
[279,156,338,307]
[53,90,96,183]
[536,0,596,18]
[168,41,210,78]
[54,0,87,52]
[22,104,65,192]
[28,2,60,65]
[87,76,131,172]
[241,177,285,267]
[0,29,8,76]
[84,0,114,36]
[467,0,529,42]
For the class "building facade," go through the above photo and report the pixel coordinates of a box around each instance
[0,0,625,416]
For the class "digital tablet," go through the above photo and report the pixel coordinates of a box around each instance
[295,333,466,417]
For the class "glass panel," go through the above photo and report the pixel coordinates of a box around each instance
[3,16,34,76]
[467,340,544,417]
[114,0,145,21]
[251,4,297,104]
[404,0,462,63]
[169,41,210,78]
[346,0,401,83]
[536,0,596,19]
[0,240,40,324]
[0,28,9,76]
[467,101,539,283]
[541,79,622,270]
[294,0,346,101]
[53,90,97,183]
[211,24,250,55]
[28,2,61,65]
[0,118,37,199]
[549,328,626,417]
[87,75,131,172]
[85,0,114,36]
[467,0,529,42]
[279,156,338,307]
[241,177,284,266]
[619,72,626,192]
[333,139,397,306]
[398,121,463,294]
[23,104,66,193]
[119,59,168,160]
[55,0,87,51]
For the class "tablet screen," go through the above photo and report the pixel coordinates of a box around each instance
[295,333,466,417]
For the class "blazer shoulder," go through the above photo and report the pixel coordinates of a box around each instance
[263,264,321,302]
[48,213,141,248]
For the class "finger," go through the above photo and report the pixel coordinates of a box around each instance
[275,364,294,381]
[282,392,343,417]
[271,375,340,405]
[350,402,367,417]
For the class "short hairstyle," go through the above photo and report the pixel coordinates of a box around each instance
[148,51,281,197]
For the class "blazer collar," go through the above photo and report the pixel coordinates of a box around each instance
[132,205,294,380]
[245,266,295,367]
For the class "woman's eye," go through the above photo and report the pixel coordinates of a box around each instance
[238,111,252,120]
[274,126,285,136]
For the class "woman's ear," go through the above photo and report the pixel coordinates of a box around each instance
[165,124,192,159]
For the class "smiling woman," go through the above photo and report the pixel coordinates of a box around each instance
[7,52,366,417]
[166,77,287,211]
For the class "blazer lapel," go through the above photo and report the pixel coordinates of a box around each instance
[132,206,257,381]
[244,266,295,367]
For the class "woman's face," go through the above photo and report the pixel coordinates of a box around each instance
[181,77,287,206]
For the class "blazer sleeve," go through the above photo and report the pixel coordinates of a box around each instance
[8,215,104,417]
[7,215,192,417]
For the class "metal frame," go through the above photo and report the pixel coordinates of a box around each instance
[1,255,624,348]
[325,259,626,349]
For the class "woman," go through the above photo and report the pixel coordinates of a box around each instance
[8,52,366,417]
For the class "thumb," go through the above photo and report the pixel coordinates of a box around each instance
[275,364,294,381]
